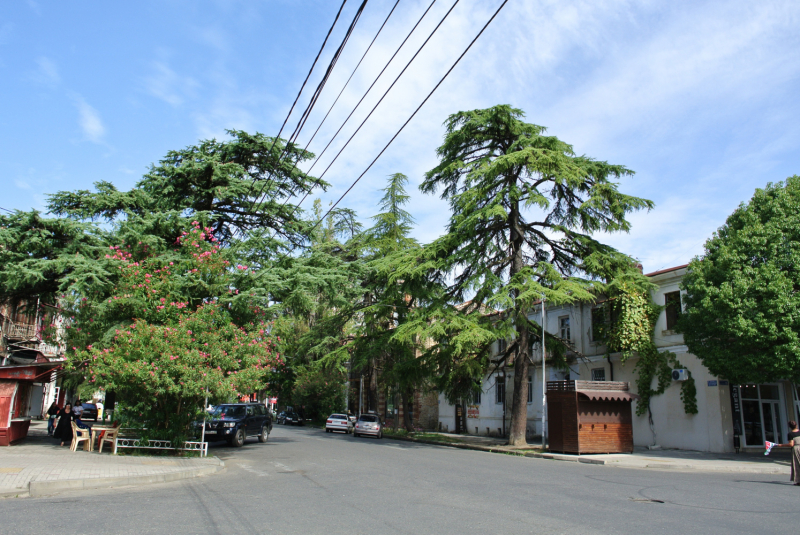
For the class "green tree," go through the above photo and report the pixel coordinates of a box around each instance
[680,176,800,384]
[47,130,324,249]
[69,222,279,442]
[413,105,652,445]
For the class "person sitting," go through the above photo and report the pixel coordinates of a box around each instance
[72,400,84,418]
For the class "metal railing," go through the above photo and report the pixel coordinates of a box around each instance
[114,437,208,457]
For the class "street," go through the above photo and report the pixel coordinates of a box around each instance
[1,425,798,534]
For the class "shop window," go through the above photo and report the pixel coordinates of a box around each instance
[665,292,682,330]
[559,316,570,341]
[495,376,505,404]
[740,384,786,446]
[591,368,606,382]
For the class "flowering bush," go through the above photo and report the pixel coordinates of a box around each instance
[67,221,281,442]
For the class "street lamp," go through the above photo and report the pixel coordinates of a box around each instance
[540,296,547,451]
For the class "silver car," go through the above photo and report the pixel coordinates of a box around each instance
[325,413,353,434]
[353,413,382,439]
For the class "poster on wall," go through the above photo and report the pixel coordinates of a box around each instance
[467,405,480,419]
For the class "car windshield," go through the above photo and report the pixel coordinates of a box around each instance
[330,414,347,420]
[359,415,379,422]
[212,406,245,419]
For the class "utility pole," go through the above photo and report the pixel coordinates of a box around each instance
[541,297,547,450]
[358,375,363,416]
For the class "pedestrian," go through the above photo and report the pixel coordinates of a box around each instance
[788,421,800,485]
[46,401,59,436]
[72,399,83,419]
[53,403,75,447]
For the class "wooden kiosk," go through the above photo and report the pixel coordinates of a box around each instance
[546,380,638,454]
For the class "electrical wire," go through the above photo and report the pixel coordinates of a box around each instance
[238,0,350,214]
[255,0,446,245]
[308,0,510,236]
[244,0,370,223]
[287,0,443,212]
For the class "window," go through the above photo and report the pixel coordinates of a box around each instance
[497,338,507,355]
[559,316,570,341]
[665,291,682,330]
[591,307,607,342]
[591,368,606,382]
[495,376,505,404]
[527,376,533,403]
[472,387,482,405]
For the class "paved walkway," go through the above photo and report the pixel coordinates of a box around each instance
[392,431,792,474]
[0,421,223,498]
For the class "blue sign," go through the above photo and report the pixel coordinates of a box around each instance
[707,380,718,387]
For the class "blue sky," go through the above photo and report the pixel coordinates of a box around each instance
[2,0,799,273]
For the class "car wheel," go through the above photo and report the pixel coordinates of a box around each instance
[377,430,383,439]
[230,428,245,448]
[258,425,269,443]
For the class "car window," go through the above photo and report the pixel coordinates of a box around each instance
[246,406,254,416]
[330,414,346,420]
[256,405,265,416]
[359,415,378,422]
[213,406,245,419]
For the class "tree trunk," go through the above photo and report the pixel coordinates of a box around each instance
[507,192,530,446]
[401,389,414,432]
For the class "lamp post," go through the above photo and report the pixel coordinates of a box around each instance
[541,297,547,450]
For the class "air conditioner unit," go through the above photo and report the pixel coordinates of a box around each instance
[672,369,689,382]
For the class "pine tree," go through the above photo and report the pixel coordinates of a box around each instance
[415,105,653,445]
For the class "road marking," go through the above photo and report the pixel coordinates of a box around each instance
[236,464,270,477]
[273,461,294,472]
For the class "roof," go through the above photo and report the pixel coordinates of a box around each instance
[644,264,689,277]
[577,390,639,402]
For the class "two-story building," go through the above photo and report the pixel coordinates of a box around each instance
[439,265,797,453]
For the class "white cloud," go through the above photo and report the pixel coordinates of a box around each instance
[143,59,199,107]
[73,97,106,142]
[34,56,60,86]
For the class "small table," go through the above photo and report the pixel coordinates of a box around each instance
[90,424,119,452]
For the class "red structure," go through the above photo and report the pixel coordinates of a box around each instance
[546,380,638,454]
[0,360,60,446]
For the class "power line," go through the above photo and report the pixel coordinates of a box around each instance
[238,0,350,213]
[243,0,369,224]
[274,0,454,239]
[288,0,442,209]
[0,206,14,214]
[310,0,510,235]
[252,0,438,240]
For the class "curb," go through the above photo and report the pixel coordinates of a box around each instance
[385,435,789,474]
[27,457,225,498]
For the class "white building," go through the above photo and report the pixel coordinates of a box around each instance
[439,265,797,453]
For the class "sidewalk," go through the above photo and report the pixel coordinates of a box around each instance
[0,421,224,498]
[389,431,792,475]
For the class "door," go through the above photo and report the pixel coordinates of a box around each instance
[761,400,783,444]
[245,406,256,434]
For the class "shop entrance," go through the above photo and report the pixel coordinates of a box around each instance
[740,384,786,447]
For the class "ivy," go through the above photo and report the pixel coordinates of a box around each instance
[600,285,698,416]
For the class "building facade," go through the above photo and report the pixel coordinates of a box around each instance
[439,265,797,452]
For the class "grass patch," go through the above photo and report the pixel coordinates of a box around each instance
[411,433,464,443]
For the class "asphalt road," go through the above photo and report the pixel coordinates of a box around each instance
[2,425,799,534]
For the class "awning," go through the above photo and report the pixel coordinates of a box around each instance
[577,390,639,402]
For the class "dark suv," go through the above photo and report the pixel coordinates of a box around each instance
[202,403,273,447]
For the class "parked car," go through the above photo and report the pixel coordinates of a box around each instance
[201,403,272,447]
[78,403,98,422]
[325,413,353,434]
[353,413,382,439]
[283,411,304,426]
[276,411,287,424]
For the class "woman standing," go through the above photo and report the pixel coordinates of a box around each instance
[788,421,800,486]
[46,402,59,436]
[52,403,75,447]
